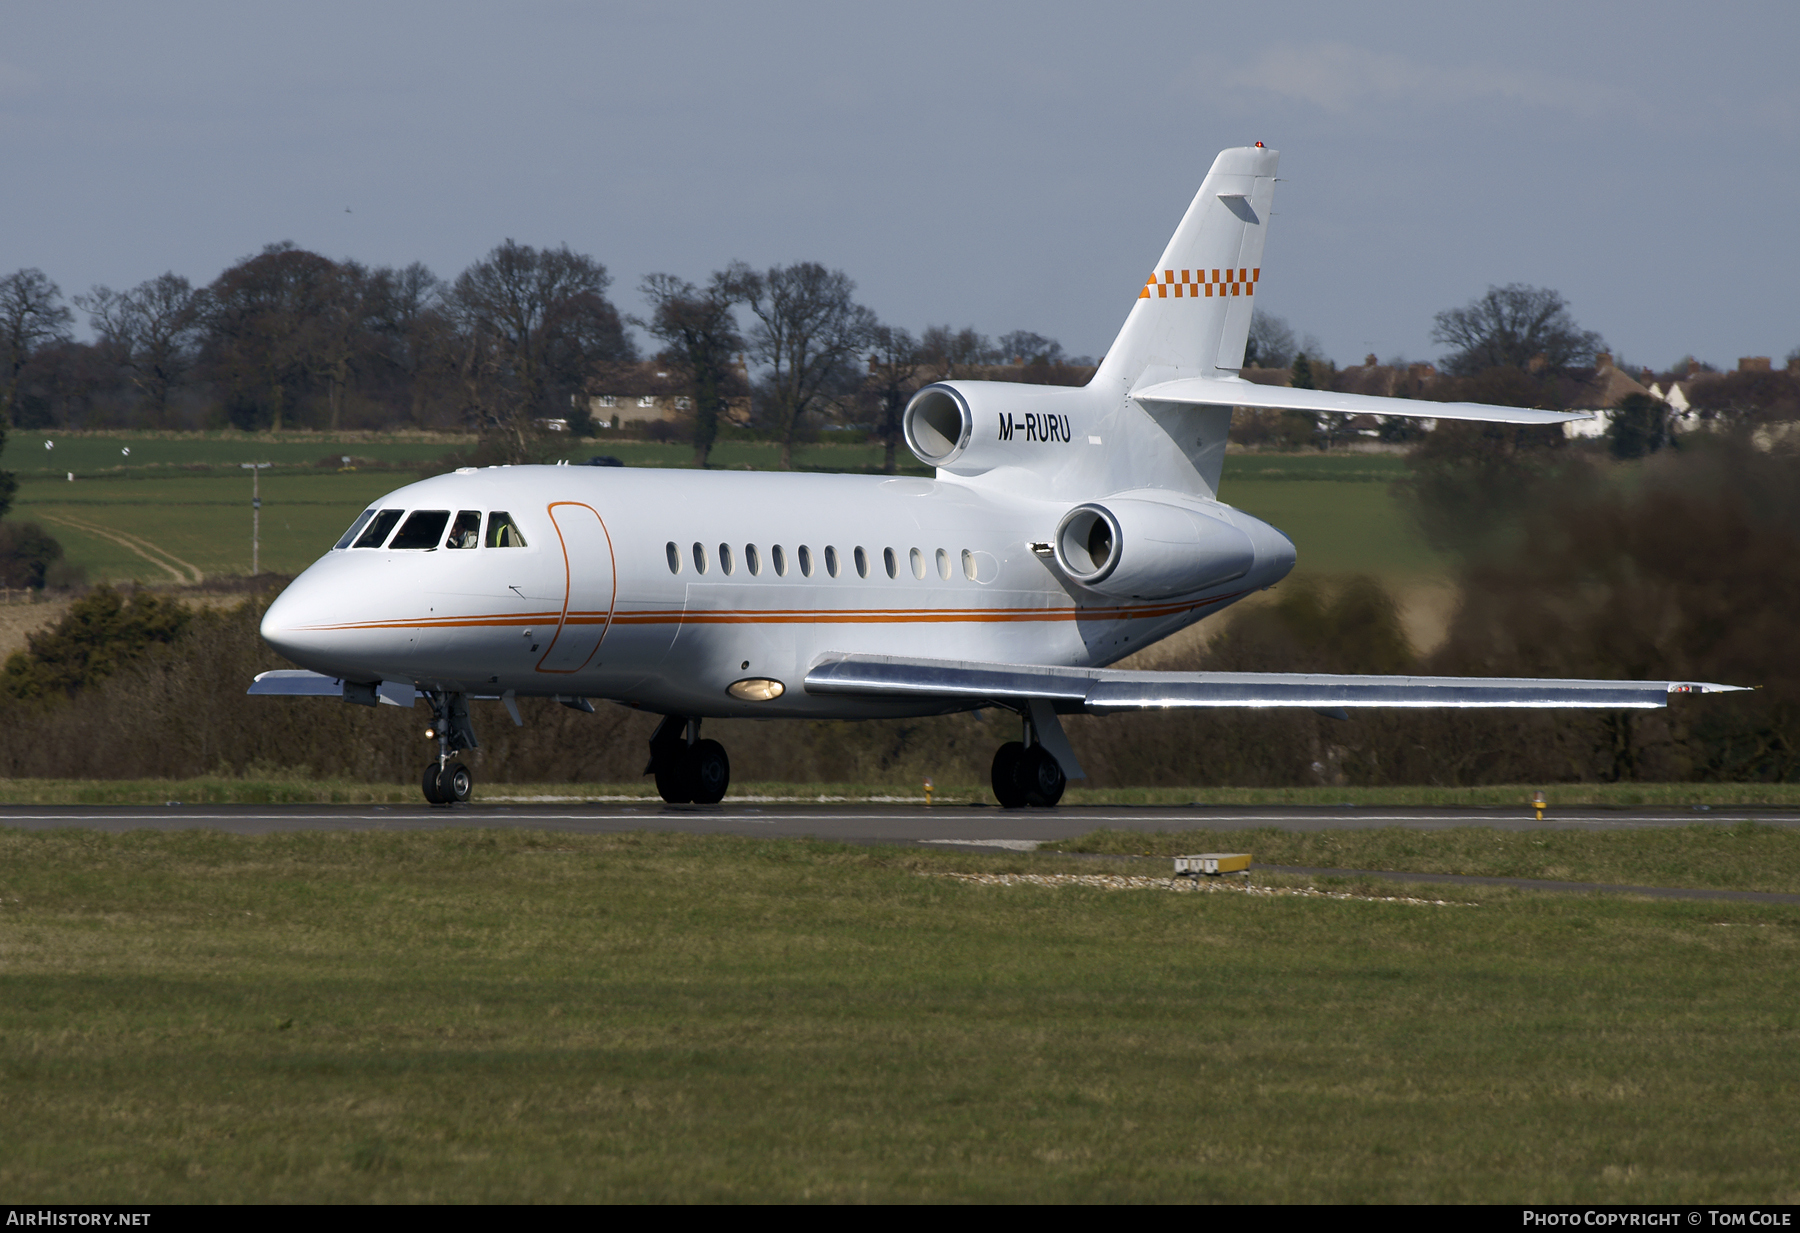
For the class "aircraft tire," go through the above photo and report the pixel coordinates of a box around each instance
[689,739,730,805]
[655,760,695,804]
[439,761,473,804]
[991,741,1028,809]
[1021,746,1066,808]
[422,762,448,805]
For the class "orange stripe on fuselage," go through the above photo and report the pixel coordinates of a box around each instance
[292,592,1246,634]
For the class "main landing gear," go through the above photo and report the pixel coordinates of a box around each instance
[991,712,1067,809]
[421,690,478,806]
[646,715,730,805]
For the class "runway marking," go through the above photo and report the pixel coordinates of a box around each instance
[920,838,1044,850]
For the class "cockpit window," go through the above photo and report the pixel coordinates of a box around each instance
[335,509,377,550]
[486,512,527,548]
[389,510,451,550]
[351,509,404,548]
[446,510,481,550]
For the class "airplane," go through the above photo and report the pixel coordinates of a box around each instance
[250,144,1744,807]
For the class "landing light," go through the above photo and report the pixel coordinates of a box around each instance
[727,678,785,702]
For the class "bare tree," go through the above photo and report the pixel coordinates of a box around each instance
[1432,284,1604,376]
[364,262,448,428]
[919,325,995,379]
[1244,310,1297,370]
[451,241,634,454]
[77,274,203,427]
[200,243,347,431]
[1,269,74,427]
[865,324,922,474]
[996,330,1063,366]
[729,262,878,470]
[633,272,744,468]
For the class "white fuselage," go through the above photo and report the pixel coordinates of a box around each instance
[260,463,1296,719]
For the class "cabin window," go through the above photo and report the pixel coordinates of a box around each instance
[485,512,527,548]
[666,541,680,574]
[909,547,925,579]
[798,546,813,577]
[446,511,481,549]
[335,509,376,550]
[351,509,403,549]
[883,547,897,578]
[853,546,869,578]
[962,548,977,580]
[692,542,708,574]
[746,544,761,576]
[390,510,451,550]
[936,548,952,579]
[772,545,787,576]
[719,543,735,576]
[824,546,840,578]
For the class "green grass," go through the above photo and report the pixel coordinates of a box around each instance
[1045,822,1800,895]
[14,471,428,581]
[1220,451,1410,482]
[1,828,1796,1202]
[1218,477,1445,583]
[8,429,471,476]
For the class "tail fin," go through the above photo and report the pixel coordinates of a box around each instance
[1094,146,1278,390]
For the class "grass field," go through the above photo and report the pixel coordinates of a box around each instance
[1,826,1796,1203]
[7,432,1445,588]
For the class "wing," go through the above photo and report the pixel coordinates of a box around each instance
[803,654,1745,712]
[249,669,417,707]
[1133,376,1590,427]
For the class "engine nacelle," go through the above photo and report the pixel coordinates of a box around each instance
[903,381,1091,475]
[1054,497,1255,599]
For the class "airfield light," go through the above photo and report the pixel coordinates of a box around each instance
[1533,791,1546,822]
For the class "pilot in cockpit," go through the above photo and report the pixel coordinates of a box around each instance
[446,510,482,549]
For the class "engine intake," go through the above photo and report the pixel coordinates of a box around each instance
[903,385,972,466]
[1054,498,1254,598]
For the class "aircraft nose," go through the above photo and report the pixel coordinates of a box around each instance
[260,574,339,666]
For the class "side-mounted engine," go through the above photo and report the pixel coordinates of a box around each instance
[1053,496,1256,599]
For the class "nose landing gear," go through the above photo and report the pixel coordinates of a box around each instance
[646,715,730,805]
[420,690,478,806]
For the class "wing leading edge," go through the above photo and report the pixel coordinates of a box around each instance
[1132,377,1590,427]
[804,654,1745,713]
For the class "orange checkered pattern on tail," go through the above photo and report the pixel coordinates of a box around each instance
[1138,268,1260,299]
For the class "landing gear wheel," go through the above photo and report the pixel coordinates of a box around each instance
[1021,745,1066,808]
[655,760,694,804]
[689,739,730,805]
[991,741,1028,809]
[422,762,448,805]
[437,761,473,804]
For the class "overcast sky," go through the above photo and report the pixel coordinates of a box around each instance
[4,1,1796,372]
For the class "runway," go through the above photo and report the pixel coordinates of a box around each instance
[2,799,1793,842]
[6,800,1798,905]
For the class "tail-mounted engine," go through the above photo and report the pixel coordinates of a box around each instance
[1054,497,1254,599]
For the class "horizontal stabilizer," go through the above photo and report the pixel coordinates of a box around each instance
[1133,377,1591,427]
[805,654,1745,712]
[248,669,416,707]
